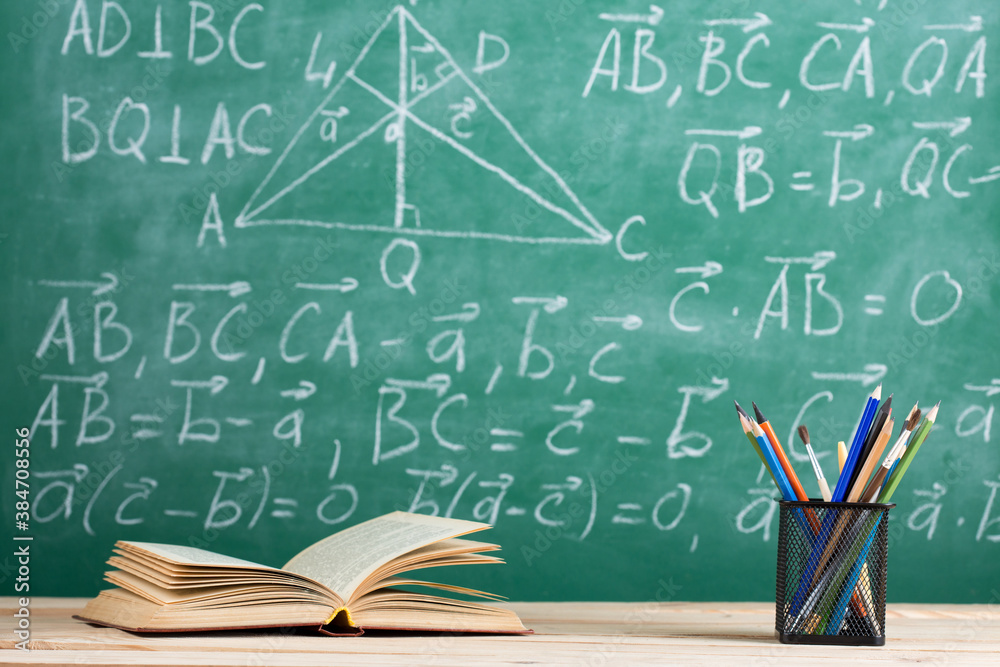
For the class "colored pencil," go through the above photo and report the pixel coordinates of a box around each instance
[791,506,872,630]
[886,455,902,488]
[797,425,831,501]
[884,407,914,489]
[750,419,795,500]
[861,407,921,503]
[753,402,808,501]
[735,401,779,489]
[878,403,939,503]
[848,417,893,502]
[832,384,882,502]
[845,394,892,497]
[825,511,884,633]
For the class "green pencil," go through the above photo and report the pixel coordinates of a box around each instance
[877,402,939,503]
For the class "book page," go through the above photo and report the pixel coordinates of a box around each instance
[282,512,489,599]
[120,542,277,570]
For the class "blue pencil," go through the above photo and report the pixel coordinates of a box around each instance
[832,384,882,502]
[751,419,795,500]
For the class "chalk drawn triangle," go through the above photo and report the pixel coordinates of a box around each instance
[236,6,612,246]
[236,9,402,224]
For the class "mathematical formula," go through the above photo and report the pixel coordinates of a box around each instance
[23,249,1000,547]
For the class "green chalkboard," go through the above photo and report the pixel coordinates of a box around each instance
[2,0,999,605]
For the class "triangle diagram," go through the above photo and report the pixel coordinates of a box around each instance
[235,5,612,246]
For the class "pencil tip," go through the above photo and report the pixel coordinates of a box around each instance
[872,384,882,400]
[752,401,765,423]
[751,420,763,436]
[927,402,940,421]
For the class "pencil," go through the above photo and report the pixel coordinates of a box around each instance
[833,384,882,501]
[861,407,920,503]
[845,394,892,496]
[885,406,914,487]
[848,417,893,502]
[751,419,795,500]
[878,402,939,503]
[753,402,809,501]
[735,402,779,490]
[825,512,884,633]
[797,425,831,501]
[837,441,847,473]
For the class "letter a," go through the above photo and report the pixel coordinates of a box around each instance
[197,192,226,247]
[583,29,621,97]
[754,264,789,339]
[62,0,95,55]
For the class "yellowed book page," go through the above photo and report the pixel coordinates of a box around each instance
[106,570,328,607]
[399,538,500,559]
[77,588,332,632]
[356,553,501,598]
[282,511,489,599]
[349,591,528,633]
[364,576,505,600]
[120,541,276,570]
[110,557,313,590]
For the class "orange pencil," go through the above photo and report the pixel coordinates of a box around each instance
[753,402,808,501]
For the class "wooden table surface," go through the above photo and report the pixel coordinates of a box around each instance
[2,598,998,665]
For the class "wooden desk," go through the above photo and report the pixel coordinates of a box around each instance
[2,598,998,665]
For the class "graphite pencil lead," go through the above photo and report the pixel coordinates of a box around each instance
[752,401,766,424]
[797,424,810,445]
[734,400,750,420]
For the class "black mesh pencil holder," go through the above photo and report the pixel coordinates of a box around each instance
[774,500,895,646]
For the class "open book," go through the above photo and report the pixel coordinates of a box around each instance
[76,511,528,635]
